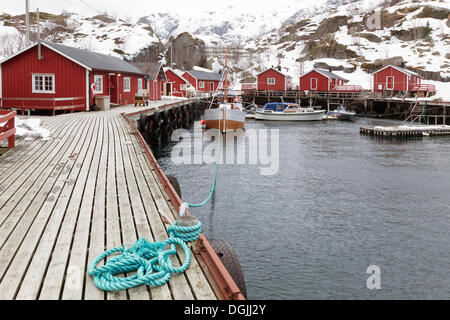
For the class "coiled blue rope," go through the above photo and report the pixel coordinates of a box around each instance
[88,221,202,291]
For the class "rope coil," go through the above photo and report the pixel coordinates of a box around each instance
[88,221,202,291]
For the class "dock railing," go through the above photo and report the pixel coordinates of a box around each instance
[0,96,85,115]
[0,110,16,148]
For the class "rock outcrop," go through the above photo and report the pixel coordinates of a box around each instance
[165,32,207,71]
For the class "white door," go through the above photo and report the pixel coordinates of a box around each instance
[137,78,143,95]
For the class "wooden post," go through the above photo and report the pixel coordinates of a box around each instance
[444,105,446,125]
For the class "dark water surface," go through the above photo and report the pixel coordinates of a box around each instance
[155,118,450,299]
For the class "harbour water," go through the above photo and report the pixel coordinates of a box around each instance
[155,118,450,299]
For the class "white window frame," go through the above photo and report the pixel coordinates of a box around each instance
[267,78,275,85]
[199,81,205,89]
[137,78,143,91]
[32,73,55,94]
[94,75,103,94]
[386,76,394,90]
[123,77,131,92]
[180,84,186,90]
[311,78,318,90]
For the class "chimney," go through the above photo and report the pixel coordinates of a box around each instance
[400,62,405,69]
[329,66,332,73]
[277,66,281,71]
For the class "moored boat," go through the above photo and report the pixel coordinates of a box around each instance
[204,49,245,133]
[254,102,325,121]
[326,105,356,121]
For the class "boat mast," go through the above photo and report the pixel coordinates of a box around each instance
[224,48,228,103]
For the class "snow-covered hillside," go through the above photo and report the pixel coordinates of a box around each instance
[0,0,449,100]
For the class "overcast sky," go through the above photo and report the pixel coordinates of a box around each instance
[1,0,319,19]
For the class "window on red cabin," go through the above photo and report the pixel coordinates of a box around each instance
[124,77,131,92]
[94,75,103,94]
[267,78,275,85]
[32,74,55,93]
[199,81,205,89]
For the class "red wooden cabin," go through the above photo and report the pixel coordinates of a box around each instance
[372,65,435,97]
[164,68,189,97]
[182,70,223,93]
[299,68,361,92]
[0,41,147,114]
[257,67,293,91]
[133,62,166,101]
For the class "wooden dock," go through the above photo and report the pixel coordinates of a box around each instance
[360,125,450,137]
[0,101,243,300]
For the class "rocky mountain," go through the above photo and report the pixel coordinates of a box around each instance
[0,0,449,99]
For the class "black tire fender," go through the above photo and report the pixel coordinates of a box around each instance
[166,175,181,198]
[208,239,247,298]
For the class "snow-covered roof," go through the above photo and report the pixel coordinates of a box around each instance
[256,67,291,79]
[0,41,147,76]
[310,69,347,81]
[185,70,223,81]
[43,42,146,75]
[373,65,423,78]
[164,67,189,83]
[133,61,167,80]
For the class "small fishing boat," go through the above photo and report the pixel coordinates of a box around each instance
[254,102,325,121]
[204,50,245,133]
[326,105,356,121]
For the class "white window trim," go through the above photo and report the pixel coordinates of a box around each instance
[386,76,394,90]
[137,78,143,90]
[32,73,55,94]
[124,77,131,92]
[180,84,186,90]
[267,78,275,85]
[311,78,318,90]
[94,75,103,94]
[199,81,205,89]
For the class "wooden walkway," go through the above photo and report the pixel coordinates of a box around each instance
[0,105,217,300]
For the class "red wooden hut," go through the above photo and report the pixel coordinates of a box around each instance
[163,67,189,97]
[182,70,223,93]
[0,41,147,114]
[299,68,361,92]
[133,62,167,101]
[372,65,435,97]
[256,67,293,91]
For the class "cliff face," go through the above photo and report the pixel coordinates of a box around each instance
[165,32,207,71]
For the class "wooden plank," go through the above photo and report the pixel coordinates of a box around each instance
[38,118,101,299]
[0,117,75,190]
[109,116,150,300]
[83,117,108,300]
[61,117,105,300]
[0,117,83,249]
[104,115,127,301]
[112,116,172,300]
[15,117,98,300]
[0,117,92,299]
[116,118,216,300]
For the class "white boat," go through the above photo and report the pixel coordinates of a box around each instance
[254,102,325,121]
[205,97,246,133]
[326,105,356,121]
[204,49,245,133]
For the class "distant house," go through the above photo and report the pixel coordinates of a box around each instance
[0,41,147,114]
[133,61,167,101]
[372,64,435,97]
[164,67,189,97]
[299,68,361,92]
[182,70,223,93]
[256,67,293,91]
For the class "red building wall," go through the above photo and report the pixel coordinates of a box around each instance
[373,66,409,92]
[89,72,145,105]
[299,70,330,91]
[257,69,286,91]
[1,45,86,109]
[182,72,220,93]
[165,69,187,97]
[148,76,163,101]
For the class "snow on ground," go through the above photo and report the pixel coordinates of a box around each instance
[14,118,50,140]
